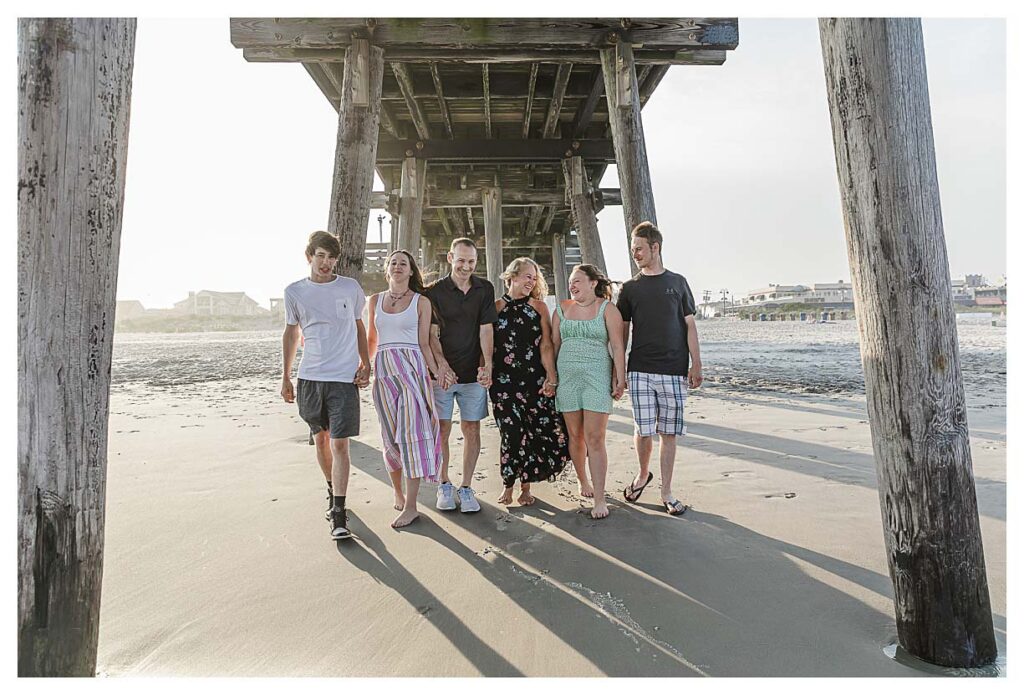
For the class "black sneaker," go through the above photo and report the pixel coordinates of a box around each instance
[324,482,333,521]
[330,505,352,541]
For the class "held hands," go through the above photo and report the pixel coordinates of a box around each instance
[688,362,703,389]
[477,364,493,388]
[540,374,558,398]
[354,363,371,388]
[612,375,626,401]
[281,377,295,403]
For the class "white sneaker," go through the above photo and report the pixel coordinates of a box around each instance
[436,481,457,511]
[457,486,481,513]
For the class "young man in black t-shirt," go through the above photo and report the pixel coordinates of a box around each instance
[616,222,703,515]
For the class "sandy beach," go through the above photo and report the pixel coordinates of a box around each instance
[95,321,1006,677]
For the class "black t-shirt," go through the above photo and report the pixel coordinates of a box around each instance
[425,274,499,384]
[616,270,696,376]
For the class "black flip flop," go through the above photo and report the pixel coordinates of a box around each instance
[624,472,654,503]
[664,499,688,516]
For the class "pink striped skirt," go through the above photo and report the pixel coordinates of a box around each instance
[372,343,442,481]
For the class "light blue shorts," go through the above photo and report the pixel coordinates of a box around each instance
[433,382,489,422]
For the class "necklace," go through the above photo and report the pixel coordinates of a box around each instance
[387,288,410,307]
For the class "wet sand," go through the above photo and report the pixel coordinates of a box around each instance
[97,376,1006,676]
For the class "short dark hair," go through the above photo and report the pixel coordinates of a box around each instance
[305,231,341,258]
[450,237,477,252]
[631,221,663,253]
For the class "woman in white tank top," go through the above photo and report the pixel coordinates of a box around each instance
[367,250,444,528]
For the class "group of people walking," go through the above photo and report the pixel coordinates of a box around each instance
[281,222,702,540]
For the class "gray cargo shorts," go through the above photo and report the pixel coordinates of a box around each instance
[297,379,360,439]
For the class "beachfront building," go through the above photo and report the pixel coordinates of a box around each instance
[172,290,268,317]
[115,300,146,321]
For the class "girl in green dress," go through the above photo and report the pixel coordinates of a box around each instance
[551,264,627,519]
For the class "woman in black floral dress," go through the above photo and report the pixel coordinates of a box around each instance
[490,257,570,506]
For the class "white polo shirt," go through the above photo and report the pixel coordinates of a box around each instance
[284,276,366,382]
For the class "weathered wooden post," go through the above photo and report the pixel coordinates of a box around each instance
[819,17,996,668]
[18,18,136,676]
[562,156,607,272]
[601,39,656,276]
[552,232,569,301]
[398,156,426,258]
[326,39,385,282]
[483,187,503,289]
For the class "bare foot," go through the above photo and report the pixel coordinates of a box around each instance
[517,486,535,506]
[498,487,514,505]
[391,509,419,528]
[590,500,609,519]
[577,480,595,499]
[393,491,405,511]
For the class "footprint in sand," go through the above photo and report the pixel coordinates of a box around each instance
[764,492,797,499]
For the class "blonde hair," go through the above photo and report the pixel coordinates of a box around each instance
[501,257,548,300]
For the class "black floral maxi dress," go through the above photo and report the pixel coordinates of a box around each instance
[490,294,570,488]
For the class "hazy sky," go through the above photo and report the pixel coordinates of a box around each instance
[117,18,1006,309]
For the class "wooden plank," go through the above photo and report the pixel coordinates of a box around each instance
[375,138,614,164]
[429,62,454,138]
[819,17,996,669]
[482,64,492,138]
[601,45,655,276]
[244,46,729,65]
[422,188,569,207]
[465,206,476,235]
[571,69,605,137]
[447,207,466,236]
[378,102,401,138]
[542,63,573,138]
[552,232,569,300]
[562,156,607,271]
[328,42,386,281]
[540,205,558,235]
[397,156,427,255]
[522,62,539,138]
[230,18,740,50]
[391,62,432,139]
[615,41,635,111]
[436,207,453,236]
[482,187,503,288]
[525,204,545,236]
[18,18,136,676]
[302,62,341,111]
[351,38,370,106]
[639,64,671,106]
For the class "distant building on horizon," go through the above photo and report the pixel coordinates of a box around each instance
[115,300,146,321]
[172,290,268,316]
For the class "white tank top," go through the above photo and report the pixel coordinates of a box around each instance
[375,292,421,346]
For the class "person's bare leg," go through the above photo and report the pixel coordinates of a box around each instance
[460,419,481,486]
[659,434,678,502]
[388,468,405,510]
[329,438,351,496]
[314,430,332,481]
[583,412,611,518]
[438,419,453,484]
[517,482,535,506]
[392,477,421,528]
[562,411,593,497]
[630,433,654,495]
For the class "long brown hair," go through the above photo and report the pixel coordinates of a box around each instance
[573,264,614,299]
[385,249,426,295]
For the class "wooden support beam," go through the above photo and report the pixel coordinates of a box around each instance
[482,187,503,288]
[231,18,740,51]
[639,64,671,106]
[571,69,605,137]
[370,186,620,209]
[327,42,385,282]
[447,208,466,237]
[428,62,454,139]
[482,64,492,138]
[302,62,341,110]
[539,205,557,236]
[350,38,371,106]
[819,17,996,669]
[391,61,432,139]
[465,206,476,235]
[522,62,539,138]
[552,232,569,301]
[525,204,545,236]
[562,156,607,271]
[378,102,401,139]
[375,138,615,164]
[397,156,427,256]
[436,207,453,236]
[601,40,656,276]
[542,63,573,138]
[18,18,136,677]
[244,46,730,66]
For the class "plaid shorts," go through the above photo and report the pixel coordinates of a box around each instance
[628,371,688,437]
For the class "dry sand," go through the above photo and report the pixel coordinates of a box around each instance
[97,378,1006,677]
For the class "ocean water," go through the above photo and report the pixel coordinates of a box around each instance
[111,319,1006,407]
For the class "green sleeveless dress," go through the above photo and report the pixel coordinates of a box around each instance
[555,300,612,414]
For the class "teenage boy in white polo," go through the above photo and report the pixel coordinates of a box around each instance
[282,231,370,540]
[425,238,497,513]
[617,222,703,515]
